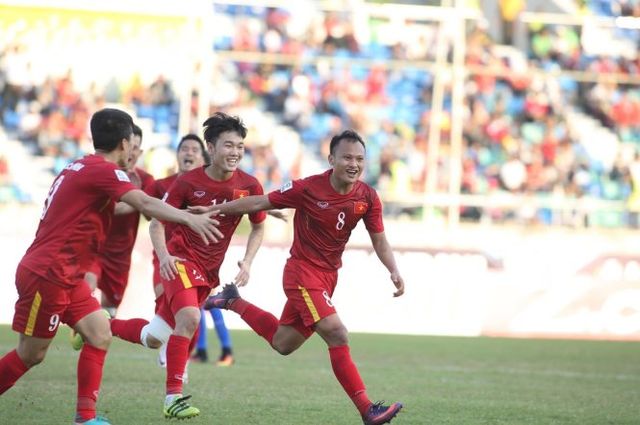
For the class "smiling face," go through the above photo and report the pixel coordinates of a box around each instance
[207,130,244,180]
[328,137,365,192]
[177,138,206,173]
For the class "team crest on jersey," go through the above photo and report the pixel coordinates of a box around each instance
[194,191,206,198]
[354,201,368,214]
[317,201,329,209]
[114,169,131,182]
[280,181,293,193]
[233,189,249,199]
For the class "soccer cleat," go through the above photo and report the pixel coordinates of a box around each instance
[70,309,112,351]
[69,327,84,351]
[202,284,240,310]
[163,395,200,419]
[362,401,403,425]
[190,348,208,363]
[216,353,234,367]
[74,414,111,424]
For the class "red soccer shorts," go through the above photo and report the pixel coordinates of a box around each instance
[96,259,130,307]
[12,265,101,338]
[156,260,213,326]
[279,258,338,338]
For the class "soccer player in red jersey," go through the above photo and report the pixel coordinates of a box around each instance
[144,133,231,369]
[84,124,155,317]
[0,108,222,425]
[202,130,406,425]
[145,133,209,302]
[109,112,267,419]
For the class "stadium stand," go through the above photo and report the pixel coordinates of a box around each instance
[1,0,639,226]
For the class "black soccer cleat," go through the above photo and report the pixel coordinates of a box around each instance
[190,348,208,363]
[362,401,403,425]
[203,283,240,310]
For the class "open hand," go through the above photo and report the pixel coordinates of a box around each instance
[234,260,250,287]
[186,212,223,245]
[160,254,186,281]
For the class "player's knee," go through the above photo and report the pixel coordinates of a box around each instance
[323,325,349,346]
[85,329,112,349]
[175,316,199,337]
[145,334,163,349]
[19,348,47,368]
[272,342,296,356]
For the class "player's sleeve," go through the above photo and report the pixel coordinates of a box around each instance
[141,170,156,191]
[144,180,159,197]
[267,179,304,209]
[363,189,384,233]
[164,178,187,209]
[248,180,267,224]
[93,163,138,201]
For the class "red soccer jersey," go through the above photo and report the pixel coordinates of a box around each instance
[145,173,179,238]
[164,166,266,282]
[96,167,155,269]
[268,169,384,271]
[20,155,137,287]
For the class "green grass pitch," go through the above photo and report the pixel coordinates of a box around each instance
[0,325,639,424]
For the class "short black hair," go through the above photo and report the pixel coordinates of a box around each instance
[177,133,210,165]
[329,130,365,155]
[202,112,247,145]
[90,108,134,152]
[132,124,143,139]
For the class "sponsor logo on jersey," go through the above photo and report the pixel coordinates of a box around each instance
[64,162,85,172]
[194,191,206,198]
[354,201,368,214]
[114,169,131,182]
[233,189,249,199]
[317,201,329,209]
[280,181,293,193]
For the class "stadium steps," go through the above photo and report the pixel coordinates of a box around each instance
[565,108,620,171]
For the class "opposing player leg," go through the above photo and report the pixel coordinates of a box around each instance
[210,308,233,366]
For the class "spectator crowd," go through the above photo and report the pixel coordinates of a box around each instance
[1,0,640,227]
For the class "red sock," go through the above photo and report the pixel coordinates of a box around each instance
[0,349,29,395]
[233,300,278,345]
[166,335,190,395]
[329,345,371,415]
[76,344,107,421]
[110,318,148,345]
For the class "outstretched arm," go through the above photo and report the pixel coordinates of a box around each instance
[120,189,223,244]
[190,194,275,216]
[114,202,136,215]
[235,220,265,287]
[369,231,405,297]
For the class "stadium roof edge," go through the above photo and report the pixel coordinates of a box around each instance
[0,0,208,17]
